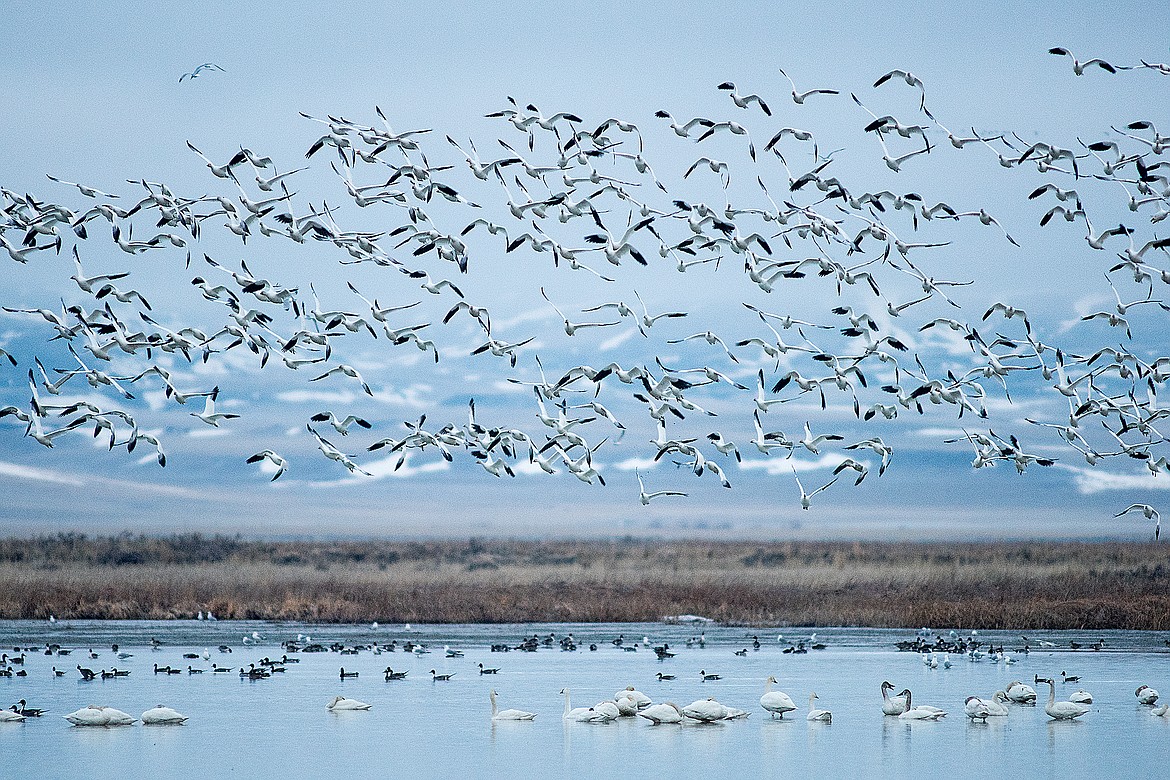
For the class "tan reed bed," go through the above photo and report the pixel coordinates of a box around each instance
[1,535,1168,628]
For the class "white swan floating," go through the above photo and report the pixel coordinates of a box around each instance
[1136,685,1160,705]
[615,686,652,710]
[1040,678,1090,720]
[0,710,26,723]
[64,705,136,726]
[682,698,728,722]
[897,689,946,720]
[561,689,610,723]
[806,693,832,723]
[490,690,535,721]
[638,702,685,724]
[326,696,372,711]
[1005,681,1037,703]
[141,705,189,725]
[760,675,797,718]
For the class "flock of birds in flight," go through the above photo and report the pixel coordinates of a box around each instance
[3,626,1168,727]
[2,48,1170,526]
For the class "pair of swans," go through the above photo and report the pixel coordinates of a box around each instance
[490,690,535,721]
[880,681,908,715]
[560,689,614,722]
[64,705,136,726]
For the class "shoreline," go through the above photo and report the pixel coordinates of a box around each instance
[2,535,1168,630]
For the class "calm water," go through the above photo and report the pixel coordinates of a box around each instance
[2,621,1168,778]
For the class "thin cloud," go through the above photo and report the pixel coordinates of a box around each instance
[1055,463,1170,495]
[0,460,85,486]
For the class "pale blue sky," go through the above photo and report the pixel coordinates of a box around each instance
[1,1,1168,539]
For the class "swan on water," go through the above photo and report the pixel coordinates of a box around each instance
[1136,685,1160,705]
[880,681,908,715]
[1005,681,1037,703]
[806,693,832,723]
[615,695,639,716]
[761,675,797,718]
[1151,704,1168,717]
[1068,690,1093,705]
[490,690,536,721]
[964,696,992,722]
[898,689,946,720]
[141,705,189,725]
[682,698,728,722]
[0,710,25,723]
[639,702,685,724]
[560,689,609,722]
[592,700,621,720]
[615,686,652,710]
[1040,678,1090,720]
[984,692,1011,716]
[64,705,136,726]
[326,696,372,711]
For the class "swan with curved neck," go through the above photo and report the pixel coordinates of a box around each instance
[880,681,908,715]
[898,689,946,720]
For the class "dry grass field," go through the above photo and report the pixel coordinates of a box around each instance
[1,534,1168,629]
